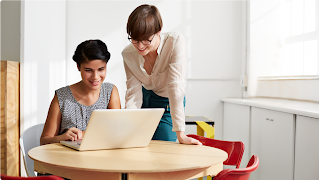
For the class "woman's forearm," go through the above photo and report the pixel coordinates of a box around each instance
[40,135,63,145]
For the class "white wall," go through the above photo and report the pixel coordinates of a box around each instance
[20,0,66,176]
[65,0,246,139]
[182,1,246,139]
[20,0,246,137]
[1,0,20,62]
[19,0,245,176]
[249,0,319,103]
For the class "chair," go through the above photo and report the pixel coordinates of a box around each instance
[213,155,259,180]
[187,134,245,168]
[19,123,45,177]
[187,134,245,180]
[0,174,64,180]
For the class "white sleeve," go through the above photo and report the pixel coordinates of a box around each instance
[167,34,186,132]
[123,57,143,109]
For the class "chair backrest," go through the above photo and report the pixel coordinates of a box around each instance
[19,123,45,177]
[213,155,259,180]
[187,134,244,168]
[1,174,64,180]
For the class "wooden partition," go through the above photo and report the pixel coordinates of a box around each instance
[0,61,20,176]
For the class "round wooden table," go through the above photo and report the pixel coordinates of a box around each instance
[29,140,228,180]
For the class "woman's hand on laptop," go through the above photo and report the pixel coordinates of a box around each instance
[63,127,83,141]
[176,131,202,145]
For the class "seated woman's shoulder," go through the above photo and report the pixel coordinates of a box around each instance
[56,85,70,92]
[102,82,115,89]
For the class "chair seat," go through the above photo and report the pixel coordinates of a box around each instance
[213,155,259,180]
[0,174,64,180]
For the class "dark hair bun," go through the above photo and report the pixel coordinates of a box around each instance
[72,39,110,66]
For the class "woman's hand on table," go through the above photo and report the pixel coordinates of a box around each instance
[176,131,202,145]
[62,127,83,141]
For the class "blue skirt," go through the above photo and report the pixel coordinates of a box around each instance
[142,87,185,142]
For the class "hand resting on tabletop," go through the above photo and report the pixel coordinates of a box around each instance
[177,131,202,145]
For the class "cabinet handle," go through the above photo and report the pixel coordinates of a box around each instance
[266,118,269,121]
[270,119,273,121]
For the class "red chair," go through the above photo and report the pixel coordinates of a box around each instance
[187,134,245,168]
[0,175,64,180]
[214,155,259,180]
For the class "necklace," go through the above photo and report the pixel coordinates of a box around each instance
[145,56,153,70]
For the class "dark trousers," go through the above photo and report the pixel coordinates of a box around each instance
[142,87,185,142]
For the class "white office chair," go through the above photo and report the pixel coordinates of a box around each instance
[19,123,45,177]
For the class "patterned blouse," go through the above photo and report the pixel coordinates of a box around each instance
[56,82,113,135]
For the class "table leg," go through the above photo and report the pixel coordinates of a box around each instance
[197,125,204,136]
[122,173,128,180]
[196,125,205,180]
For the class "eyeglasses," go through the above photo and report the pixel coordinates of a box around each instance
[128,34,155,45]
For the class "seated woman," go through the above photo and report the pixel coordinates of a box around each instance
[40,39,121,145]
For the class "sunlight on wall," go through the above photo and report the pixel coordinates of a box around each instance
[250,0,319,102]
[157,1,183,31]
[21,0,66,136]
[157,0,193,80]
[102,27,127,108]
[49,61,66,102]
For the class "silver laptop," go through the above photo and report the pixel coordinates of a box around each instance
[60,108,164,151]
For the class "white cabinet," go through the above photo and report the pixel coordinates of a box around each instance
[223,102,250,168]
[295,115,319,180]
[250,107,295,180]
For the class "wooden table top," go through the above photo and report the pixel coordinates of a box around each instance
[29,140,227,174]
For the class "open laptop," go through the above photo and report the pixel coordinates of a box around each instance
[60,108,164,151]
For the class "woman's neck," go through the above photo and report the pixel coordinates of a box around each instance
[78,81,101,97]
[146,34,161,58]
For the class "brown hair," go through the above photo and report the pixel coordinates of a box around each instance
[127,4,163,41]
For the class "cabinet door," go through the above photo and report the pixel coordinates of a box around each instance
[223,102,250,168]
[295,115,319,180]
[251,107,294,180]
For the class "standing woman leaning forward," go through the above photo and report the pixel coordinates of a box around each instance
[122,4,201,145]
[41,39,121,145]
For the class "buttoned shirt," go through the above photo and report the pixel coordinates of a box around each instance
[122,32,186,132]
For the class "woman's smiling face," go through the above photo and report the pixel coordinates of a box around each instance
[78,59,107,90]
[132,34,159,56]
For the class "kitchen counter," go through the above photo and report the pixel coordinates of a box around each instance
[221,97,319,119]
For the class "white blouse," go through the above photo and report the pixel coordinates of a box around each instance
[122,32,186,132]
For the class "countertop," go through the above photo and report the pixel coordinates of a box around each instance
[221,98,319,119]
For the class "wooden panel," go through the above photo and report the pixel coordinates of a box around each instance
[6,61,20,176]
[0,61,20,176]
[0,61,6,174]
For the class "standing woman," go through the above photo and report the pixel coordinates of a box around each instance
[122,4,201,145]
[41,39,121,145]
